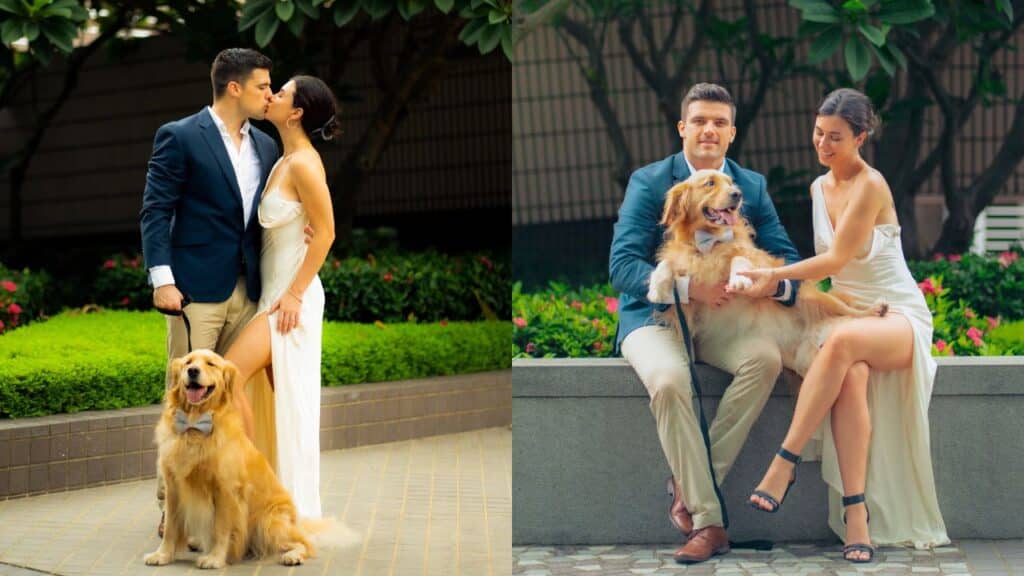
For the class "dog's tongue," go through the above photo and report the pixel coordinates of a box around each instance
[720,210,737,226]
[186,386,207,404]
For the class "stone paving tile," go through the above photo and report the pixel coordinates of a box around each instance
[513,540,1024,575]
[0,427,510,576]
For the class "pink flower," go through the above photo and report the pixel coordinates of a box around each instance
[383,272,393,283]
[935,340,948,353]
[593,341,604,351]
[7,303,21,315]
[121,297,131,306]
[998,251,1020,267]
[103,259,116,269]
[440,319,448,327]
[571,300,582,311]
[931,253,946,262]
[604,297,619,314]
[525,342,536,354]
[513,317,527,328]
[477,256,494,270]
[0,319,4,331]
[987,316,1000,331]
[127,258,139,268]
[591,318,601,327]
[967,326,983,340]
[970,335,984,347]
[332,259,340,269]
[948,254,962,263]
[1,280,15,292]
[917,278,939,296]
[964,308,976,320]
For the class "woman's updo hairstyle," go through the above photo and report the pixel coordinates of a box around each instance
[817,87,880,139]
[291,75,342,142]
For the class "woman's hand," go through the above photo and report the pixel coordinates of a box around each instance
[269,290,303,334]
[730,267,778,298]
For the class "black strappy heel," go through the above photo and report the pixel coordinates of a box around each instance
[749,447,801,513]
[841,493,875,563]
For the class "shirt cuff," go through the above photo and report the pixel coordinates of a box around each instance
[675,276,690,304]
[149,266,175,289]
[771,279,792,302]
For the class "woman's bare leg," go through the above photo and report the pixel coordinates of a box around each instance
[750,314,914,512]
[831,361,872,559]
[224,312,272,441]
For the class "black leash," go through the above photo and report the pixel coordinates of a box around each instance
[671,285,773,551]
[156,294,193,352]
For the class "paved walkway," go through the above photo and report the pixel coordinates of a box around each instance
[0,427,511,576]
[513,541,1024,575]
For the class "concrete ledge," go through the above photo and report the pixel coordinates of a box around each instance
[0,369,511,500]
[512,357,1024,544]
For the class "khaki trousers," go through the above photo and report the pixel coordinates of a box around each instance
[621,324,782,530]
[157,277,275,508]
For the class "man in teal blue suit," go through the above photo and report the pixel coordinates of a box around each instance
[609,83,801,564]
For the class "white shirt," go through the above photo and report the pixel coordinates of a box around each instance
[649,154,792,304]
[150,107,263,289]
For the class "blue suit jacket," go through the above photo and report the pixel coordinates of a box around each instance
[609,153,802,353]
[140,109,279,303]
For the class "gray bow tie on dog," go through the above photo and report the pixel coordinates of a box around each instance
[174,409,214,435]
[695,228,735,254]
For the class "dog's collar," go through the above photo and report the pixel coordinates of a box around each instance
[695,229,735,254]
[174,409,214,435]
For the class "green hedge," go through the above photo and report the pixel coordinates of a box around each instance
[0,262,52,334]
[0,310,511,419]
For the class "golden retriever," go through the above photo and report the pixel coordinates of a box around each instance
[144,349,314,568]
[647,170,884,376]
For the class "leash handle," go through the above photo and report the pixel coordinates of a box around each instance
[156,294,193,353]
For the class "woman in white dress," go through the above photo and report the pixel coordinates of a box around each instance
[223,75,340,520]
[738,89,948,562]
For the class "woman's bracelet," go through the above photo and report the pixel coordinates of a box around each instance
[287,288,304,303]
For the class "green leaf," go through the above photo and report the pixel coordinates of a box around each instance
[877,0,935,25]
[276,0,295,22]
[887,42,907,69]
[22,20,38,42]
[333,1,360,26]
[1,18,21,44]
[842,0,868,14]
[363,0,392,20]
[488,8,506,23]
[999,0,1014,21]
[477,22,502,53]
[286,10,305,36]
[312,0,327,6]
[254,12,280,47]
[845,34,871,80]
[239,0,274,31]
[808,27,842,64]
[295,0,319,18]
[458,17,486,45]
[500,24,513,61]
[435,0,455,14]
[857,22,886,46]
[800,4,841,23]
[40,19,74,52]
[0,0,24,15]
[789,0,834,9]
[870,42,895,75]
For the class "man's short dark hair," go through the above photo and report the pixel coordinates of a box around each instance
[680,83,736,122]
[211,48,272,99]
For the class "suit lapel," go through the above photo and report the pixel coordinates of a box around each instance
[671,151,691,185]
[198,110,243,215]
[249,132,276,230]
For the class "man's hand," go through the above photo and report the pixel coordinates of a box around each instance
[690,279,731,309]
[303,224,315,245]
[153,284,184,312]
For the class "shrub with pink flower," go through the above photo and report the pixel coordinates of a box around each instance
[0,263,50,334]
[921,274,1003,356]
[512,282,617,358]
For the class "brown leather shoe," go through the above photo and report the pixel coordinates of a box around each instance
[673,525,730,564]
[666,476,693,535]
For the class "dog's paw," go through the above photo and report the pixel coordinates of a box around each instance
[872,298,889,317]
[647,260,673,303]
[144,551,172,566]
[281,550,306,565]
[726,274,753,292]
[195,554,226,569]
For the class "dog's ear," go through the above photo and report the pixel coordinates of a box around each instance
[220,360,239,401]
[661,181,689,226]
[168,357,185,406]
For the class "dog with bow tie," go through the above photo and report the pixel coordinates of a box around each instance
[647,170,885,377]
[145,349,315,569]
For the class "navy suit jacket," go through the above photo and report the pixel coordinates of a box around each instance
[140,108,279,303]
[609,153,802,353]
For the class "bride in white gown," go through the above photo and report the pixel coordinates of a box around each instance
[225,75,340,520]
[738,88,948,562]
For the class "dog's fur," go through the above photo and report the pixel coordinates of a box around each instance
[144,349,314,569]
[647,170,884,377]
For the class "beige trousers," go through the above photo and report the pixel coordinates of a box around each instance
[621,324,782,530]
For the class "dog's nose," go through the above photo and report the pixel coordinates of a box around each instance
[187,366,200,379]
[729,190,741,202]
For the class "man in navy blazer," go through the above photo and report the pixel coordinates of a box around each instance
[139,48,279,537]
[609,84,801,564]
